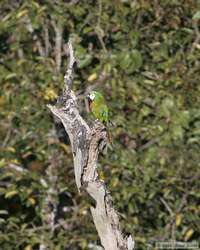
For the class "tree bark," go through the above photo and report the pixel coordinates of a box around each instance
[47,39,134,250]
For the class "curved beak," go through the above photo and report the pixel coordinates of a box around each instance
[87,95,92,112]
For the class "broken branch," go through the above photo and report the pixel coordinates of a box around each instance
[47,40,134,250]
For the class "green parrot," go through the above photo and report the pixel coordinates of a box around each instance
[87,91,109,124]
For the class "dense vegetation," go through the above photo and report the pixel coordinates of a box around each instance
[0,0,200,249]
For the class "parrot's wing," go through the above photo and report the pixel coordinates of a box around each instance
[101,105,109,123]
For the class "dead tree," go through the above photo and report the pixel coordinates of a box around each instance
[47,40,134,250]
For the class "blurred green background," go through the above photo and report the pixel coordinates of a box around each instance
[0,0,200,249]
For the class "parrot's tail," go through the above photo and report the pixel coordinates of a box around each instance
[107,129,113,149]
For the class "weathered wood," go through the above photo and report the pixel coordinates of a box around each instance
[48,39,134,250]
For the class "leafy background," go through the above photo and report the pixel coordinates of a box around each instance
[0,0,200,249]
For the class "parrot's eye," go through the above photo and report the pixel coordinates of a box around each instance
[89,93,95,100]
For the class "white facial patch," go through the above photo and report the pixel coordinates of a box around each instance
[89,93,95,100]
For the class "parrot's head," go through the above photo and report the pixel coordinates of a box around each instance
[87,91,96,101]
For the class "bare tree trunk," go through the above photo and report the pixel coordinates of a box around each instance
[48,40,134,250]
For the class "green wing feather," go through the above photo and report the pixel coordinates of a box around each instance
[100,104,108,123]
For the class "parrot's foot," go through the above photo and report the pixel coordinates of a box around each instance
[92,119,106,130]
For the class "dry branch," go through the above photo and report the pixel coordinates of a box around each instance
[47,39,134,250]
[52,20,63,73]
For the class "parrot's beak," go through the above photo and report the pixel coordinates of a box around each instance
[87,95,92,112]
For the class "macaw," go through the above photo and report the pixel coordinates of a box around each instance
[87,91,109,124]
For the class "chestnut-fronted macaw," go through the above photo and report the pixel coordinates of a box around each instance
[87,91,109,124]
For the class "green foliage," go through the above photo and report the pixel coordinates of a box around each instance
[0,0,200,249]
